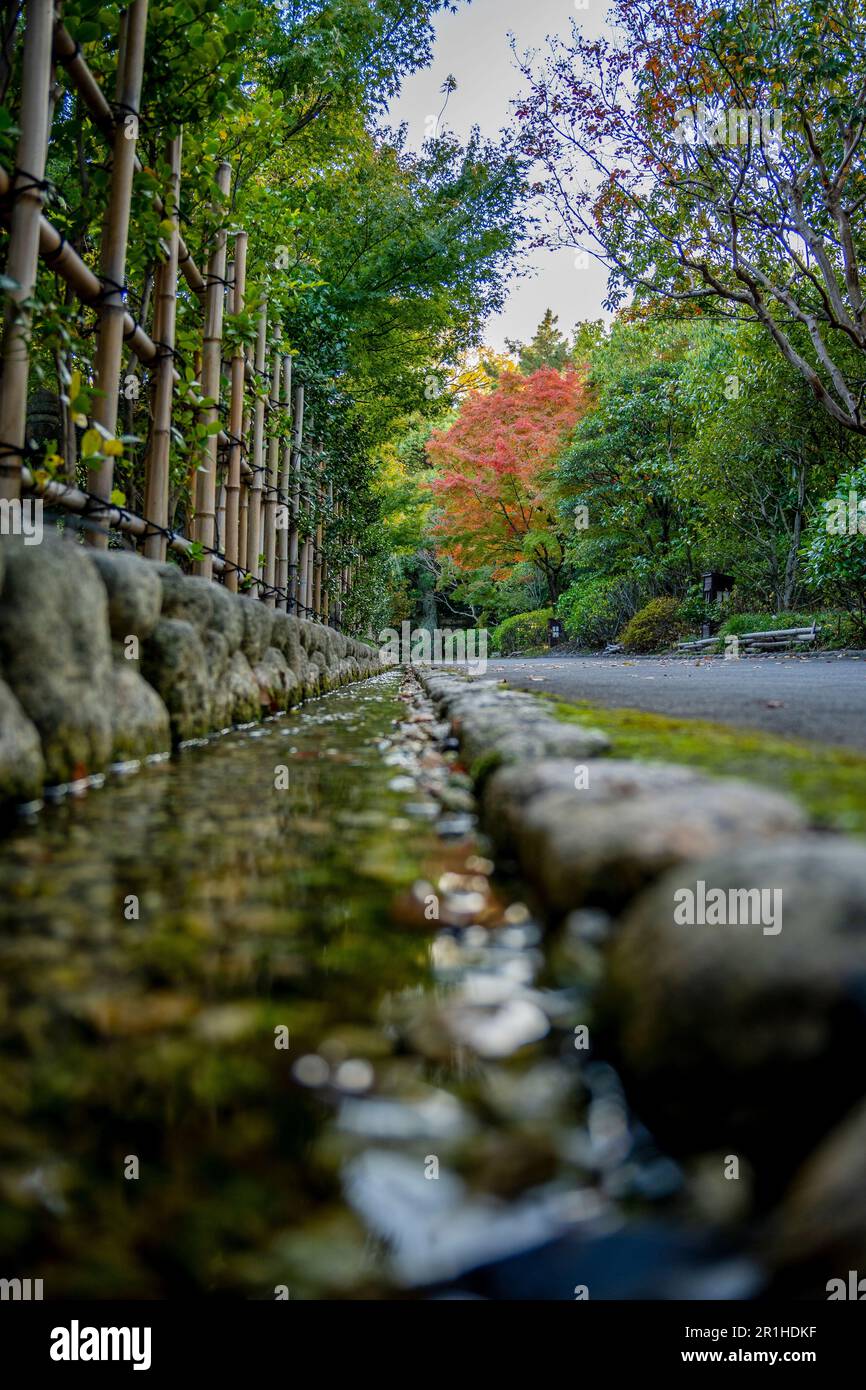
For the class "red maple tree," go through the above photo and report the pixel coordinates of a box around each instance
[426,366,588,602]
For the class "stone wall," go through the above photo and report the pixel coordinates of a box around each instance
[0,534,382,807]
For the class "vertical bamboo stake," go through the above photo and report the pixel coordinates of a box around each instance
[245,301,267,590]
[298,438,312,616]
[307,534,316,616]
[298,489,308,613]
[238,305,250,574]
[143,131,182,560]
[86,0,148,546]
[238,391,250,572]
[192,159,230,576]
[215,253,233,561]
[262,349,280,606]
[0,0,56,501]
[308,439,320,616]
[322,478,333,622]
[313,452,324,618]
[288,382,304,613]
[276,354,292,608]
[332,498,342,628]
[223,230,246,589]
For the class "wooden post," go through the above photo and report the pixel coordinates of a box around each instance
[192,160,231,576]
[262,350,280,606]
[0,0,56,501]
[275,354,292,608]
[223,230,247,590]
[298,502,308,614]
[302,473,315,618]
[313,452,324,619]
[143,132,182,560]
[245,301,267,591]
[288,383,304,614]
[298,436,312,617]
[238,391,250,572]
[86,0,149,546]
[322,478,333,622]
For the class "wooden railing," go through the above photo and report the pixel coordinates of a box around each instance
[0,1,353,625]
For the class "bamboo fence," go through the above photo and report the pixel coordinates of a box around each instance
[0,0,352,623]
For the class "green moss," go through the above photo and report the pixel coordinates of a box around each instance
[544,694,866,835]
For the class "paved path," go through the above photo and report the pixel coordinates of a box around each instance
[486,654,866,752]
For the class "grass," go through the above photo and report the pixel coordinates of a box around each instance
[543,694,866,836]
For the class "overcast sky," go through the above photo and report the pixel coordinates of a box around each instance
[386,0,613,351]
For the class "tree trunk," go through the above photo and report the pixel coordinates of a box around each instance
[782,460,807,610]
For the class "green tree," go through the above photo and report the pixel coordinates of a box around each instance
[506,309,571,373]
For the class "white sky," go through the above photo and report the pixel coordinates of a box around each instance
[386,0,613,351]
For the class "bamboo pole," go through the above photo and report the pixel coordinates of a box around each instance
[313,453,324,619]
[298,449,310,617]
[0,162,153,367]
[142,132,182,560]
[276,354,292,608]
[223,230,247,590]
[306,531,315,617]
[262,349,280,606]
[192,159,231,577]
[86,0,148,546]
[288,383,304,613]
[0,0,56,501]
[215,251,234,554]
[0,162,241,456]
[245,301,267,590]
[300,448,314,617]
[238,391,251,572]
[52,21,206,298]
[22,464,233,573]
[322,478,333,622]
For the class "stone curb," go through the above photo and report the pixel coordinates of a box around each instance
[0,535,382,807]
[415,665,866,1248]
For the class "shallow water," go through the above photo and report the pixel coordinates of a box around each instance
[0,673,683,1299]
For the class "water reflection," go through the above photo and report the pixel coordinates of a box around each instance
[0,674,678,1299]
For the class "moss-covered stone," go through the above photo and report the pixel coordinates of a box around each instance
[108,663,171,761]
[140,618,211,743]
[90,549,163,642]
[547,695,866,836]
[0,535,113,783]
[253,646,300,713]
[606,837,866,1175]
[0,675,45,803]
[155,565,215,632]
[226,649,261,724]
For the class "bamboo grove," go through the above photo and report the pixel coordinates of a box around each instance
[0,0,525,631]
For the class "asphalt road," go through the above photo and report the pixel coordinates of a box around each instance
[486,653,866,752]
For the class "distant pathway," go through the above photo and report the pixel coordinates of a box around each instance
[486,654,866,752]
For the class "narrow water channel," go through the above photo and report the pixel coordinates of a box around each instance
[0,673,688,1299]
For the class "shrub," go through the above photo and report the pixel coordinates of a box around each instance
[557,576,635,648]
[491,607,553,654]
[802,471,866,636]
[718,611,814,637]
[676,583,709,631]
[618,596,685,652]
